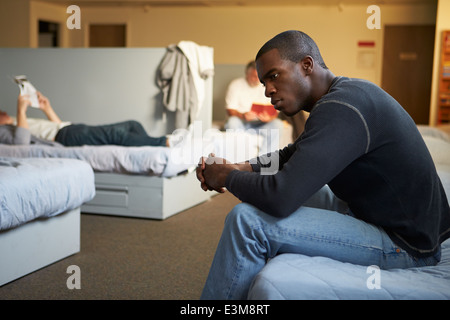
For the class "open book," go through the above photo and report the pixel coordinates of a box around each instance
[251,103,277,117]
[14,75,40,108]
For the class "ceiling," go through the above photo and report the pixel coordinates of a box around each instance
[41,0,435,7]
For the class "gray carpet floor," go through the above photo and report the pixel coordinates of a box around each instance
[0,192,240,300]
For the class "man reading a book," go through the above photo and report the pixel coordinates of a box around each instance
[224,61,284,154]
[0,92,181,147]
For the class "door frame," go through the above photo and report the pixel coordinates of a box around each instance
[381,24,435,124]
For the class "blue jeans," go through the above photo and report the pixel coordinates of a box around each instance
[55,120,167,147]
[201,186,441,300]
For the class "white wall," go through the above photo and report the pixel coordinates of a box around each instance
[0,48,213,136]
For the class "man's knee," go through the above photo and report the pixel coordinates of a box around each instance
[124,120,143,130]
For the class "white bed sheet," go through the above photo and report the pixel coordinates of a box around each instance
[0,130,260,178]
[0,157,95,230]
[248,239,450,300]
[0,144,192,177]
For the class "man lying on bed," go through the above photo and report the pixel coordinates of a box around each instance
[0,92,181,147]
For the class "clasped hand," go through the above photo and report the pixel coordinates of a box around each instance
[196,154,237,193]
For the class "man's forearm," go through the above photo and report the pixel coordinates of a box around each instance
[16,95,30,129]
[235,161,253,172]
[38,93,62,123]
[16,109,28,129]
[42,107,62,123]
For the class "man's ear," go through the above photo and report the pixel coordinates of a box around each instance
[301,56,314,75]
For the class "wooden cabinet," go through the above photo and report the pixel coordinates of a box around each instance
[438,30,450,124]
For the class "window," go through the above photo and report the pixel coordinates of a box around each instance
[38,20,59,47]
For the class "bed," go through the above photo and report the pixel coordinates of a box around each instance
[0,47,216,220]
[0,157,95,286]
[0,139,213,220]
[0,126,262,219]
[247,126,450,300]
[248,239,450,299]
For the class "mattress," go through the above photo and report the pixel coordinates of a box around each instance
[0,157,95,230]
[0,129,260,177]
[248,239,450,300]
[0,144,186,177]
[248,127,450,300]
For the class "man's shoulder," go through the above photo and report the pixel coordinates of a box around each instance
[335,77,382,94]
[332,76,376,88]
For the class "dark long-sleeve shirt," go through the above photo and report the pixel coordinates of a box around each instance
[225,77,450,258]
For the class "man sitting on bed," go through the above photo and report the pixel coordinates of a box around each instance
[196,30,450,299]
[0,92,179,147]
